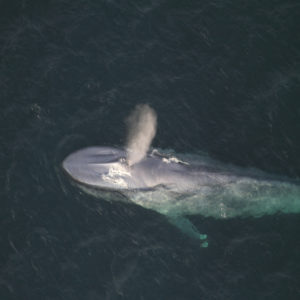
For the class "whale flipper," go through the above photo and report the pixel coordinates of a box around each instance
[167,215,208,247]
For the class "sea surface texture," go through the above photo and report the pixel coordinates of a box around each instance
[1,1,300,299]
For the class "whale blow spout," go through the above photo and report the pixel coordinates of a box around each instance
[126,104,157,166]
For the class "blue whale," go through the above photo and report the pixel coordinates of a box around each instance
[62,146,300,247]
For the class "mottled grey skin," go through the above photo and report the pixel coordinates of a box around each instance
[63,147,300,247]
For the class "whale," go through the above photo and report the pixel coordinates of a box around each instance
[62,146,300,247]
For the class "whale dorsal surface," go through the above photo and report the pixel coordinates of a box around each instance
[62,146,300,216]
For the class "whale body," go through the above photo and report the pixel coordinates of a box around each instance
[62,146,300,246]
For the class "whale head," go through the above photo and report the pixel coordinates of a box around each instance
[62,146,195,192]
[62,147,134,190]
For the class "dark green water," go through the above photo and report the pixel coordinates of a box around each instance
[1,0,300,299]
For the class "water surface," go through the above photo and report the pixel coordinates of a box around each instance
[1,0,300,299]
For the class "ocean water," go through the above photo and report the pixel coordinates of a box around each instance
[1,0,300,299]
